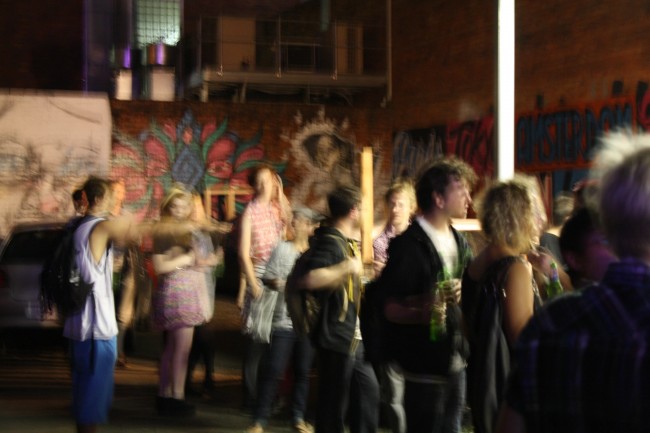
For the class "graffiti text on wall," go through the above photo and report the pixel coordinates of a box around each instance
[392,117,494,181]
[516,98,634,172]
[445,117,494,179]
[391,128,442,179]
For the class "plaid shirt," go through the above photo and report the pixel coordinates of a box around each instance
[244,199,284,265]
[373,224,398,266]
[507,258,650,433]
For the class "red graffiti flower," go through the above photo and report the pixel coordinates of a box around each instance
[110,110,285,220]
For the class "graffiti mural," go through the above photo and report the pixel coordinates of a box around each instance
[282,108,359,214]
[0,92,111,236]
[445,117,494,180]
[281,108,388,218]
[392,117,494,182]
[392,128,443,179]
[111,109,286,220]
[516,97,635,199]
[516,98,634,172]
[392,96,636,205]
[636,81,650,131]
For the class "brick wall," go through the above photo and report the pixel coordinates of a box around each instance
[110,99,394,219]
[390,0,495,129]
[4,0,650,136]
[110,99,392,160]
[390,0,650,130]
[0,0,83,90]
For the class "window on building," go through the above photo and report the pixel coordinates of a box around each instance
[135,0,181,47]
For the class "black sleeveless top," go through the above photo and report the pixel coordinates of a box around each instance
[461,256,541,433]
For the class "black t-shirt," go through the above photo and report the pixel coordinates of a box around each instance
[300,225,360,354]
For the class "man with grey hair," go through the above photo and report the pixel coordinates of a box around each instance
[497,130,650,433]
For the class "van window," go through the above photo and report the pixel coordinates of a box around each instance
[0,229,64,264]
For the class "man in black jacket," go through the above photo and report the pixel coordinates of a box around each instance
[378,158,476,433]
[300,185,379,433]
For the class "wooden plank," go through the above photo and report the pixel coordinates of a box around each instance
[204,185,254,221]
[360,146,374,264]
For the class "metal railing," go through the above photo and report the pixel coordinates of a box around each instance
[195,15,387,78]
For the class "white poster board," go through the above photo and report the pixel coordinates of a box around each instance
[0,91,111,235]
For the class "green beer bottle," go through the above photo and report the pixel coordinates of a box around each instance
[546,261,563,299]
[430,269,451,341]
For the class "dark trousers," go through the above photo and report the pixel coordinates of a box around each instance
[242,337,269,409]
[254,328,315,425]
[403,369,466,433]
[347,344,380,433]
[187,324,216,386]
[315,347,354,433]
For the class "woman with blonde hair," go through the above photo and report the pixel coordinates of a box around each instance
[372,178,417,278]
[461,175,544,433]
[151,184,217,416]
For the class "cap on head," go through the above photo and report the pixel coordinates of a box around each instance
[293,206,324,223]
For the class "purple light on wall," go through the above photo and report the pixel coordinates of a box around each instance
[123,48,132,68]
[156,43,164,64]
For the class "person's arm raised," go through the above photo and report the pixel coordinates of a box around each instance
[89,215,138,264]
[301,254,362,291]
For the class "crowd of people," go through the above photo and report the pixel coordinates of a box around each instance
[61,129,650,433]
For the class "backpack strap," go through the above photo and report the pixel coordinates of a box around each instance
[324,233,360,321]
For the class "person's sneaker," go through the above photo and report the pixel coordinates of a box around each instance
[155,395,171,412]
[171,398,195,417]
[185,381,201,397]
[292,420,314,433]
[158,398,195,417]
[245,423,264,433]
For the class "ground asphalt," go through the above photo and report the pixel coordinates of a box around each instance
[0,295,310,433]
[0,294,471,433]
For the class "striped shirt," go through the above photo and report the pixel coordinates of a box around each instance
[507,258,650,433]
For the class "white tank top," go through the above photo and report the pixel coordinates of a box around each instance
[63,217,117,341]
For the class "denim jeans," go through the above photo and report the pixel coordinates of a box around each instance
[242,336,269,409]
[254,328,315,425]
[403,369,466,433]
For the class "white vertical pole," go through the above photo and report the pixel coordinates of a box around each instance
[496,0,515,180]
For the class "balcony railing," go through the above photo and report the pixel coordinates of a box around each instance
[188,15,387,101]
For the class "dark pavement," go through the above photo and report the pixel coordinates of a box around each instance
[0,294,469,433]
[0,295,308,433]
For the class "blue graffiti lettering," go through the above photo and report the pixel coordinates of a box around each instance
[516,117,531,165]
[516,101,633,169]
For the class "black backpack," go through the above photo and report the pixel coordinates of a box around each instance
[41,216,101,317]
[284,249,323,338]
[285,234,350,338]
